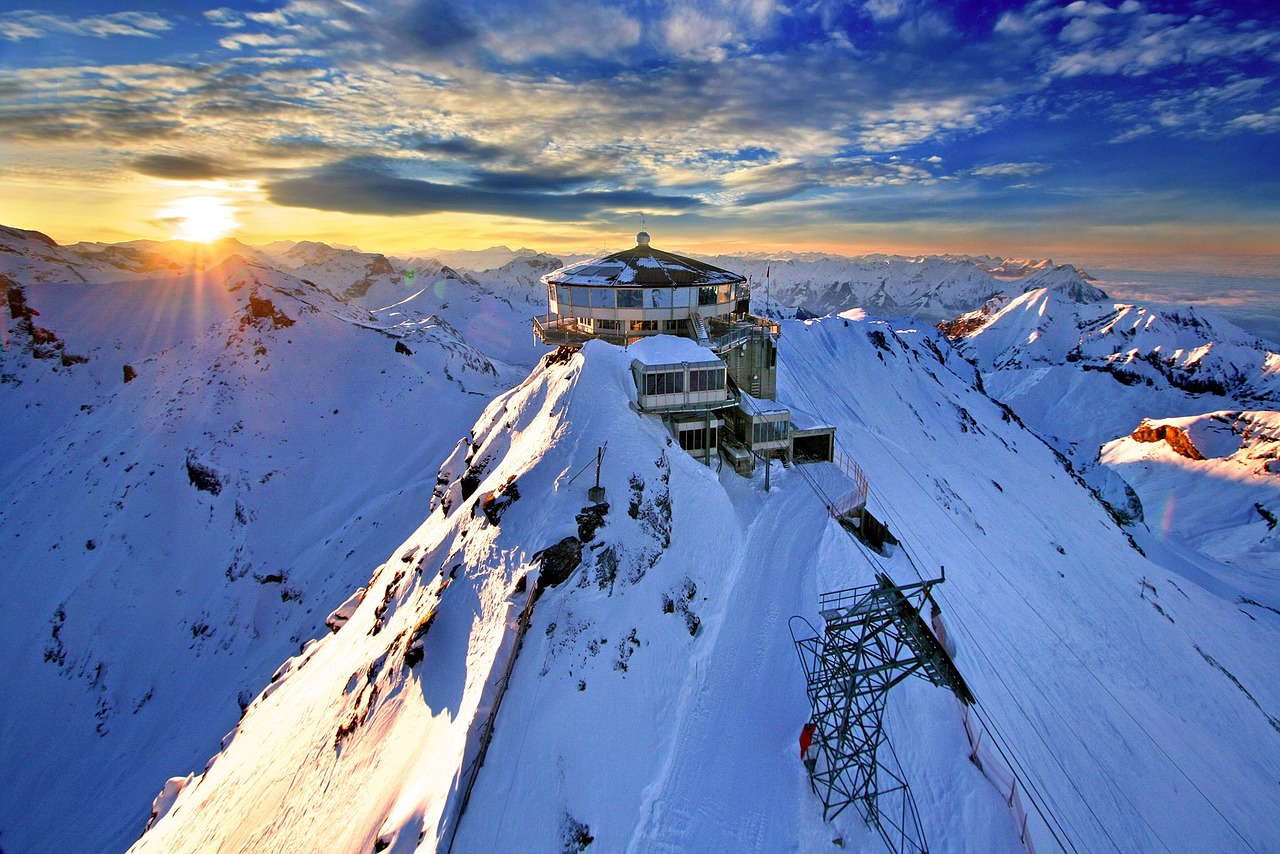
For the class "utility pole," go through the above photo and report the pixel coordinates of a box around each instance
[588,445,607,504]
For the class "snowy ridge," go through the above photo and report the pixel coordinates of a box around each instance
[403,243,1103,326]
[135,322,1280,853]
[0,248,524,853]
[700,253,1105,323]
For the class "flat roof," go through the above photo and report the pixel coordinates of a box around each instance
[627,335,722,366]
[738,391,790,416]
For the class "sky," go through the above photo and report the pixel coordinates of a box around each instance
[0,0,1277,260]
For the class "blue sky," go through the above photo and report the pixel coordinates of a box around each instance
[0,0,1276,257]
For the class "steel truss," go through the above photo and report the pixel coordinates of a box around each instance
[790,573,974,854]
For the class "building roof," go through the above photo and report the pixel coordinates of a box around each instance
[543,232,745,288]
[627,334,722,366]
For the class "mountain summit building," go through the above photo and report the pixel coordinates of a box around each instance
[532,232,833,472]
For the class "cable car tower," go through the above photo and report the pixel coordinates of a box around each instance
[790,572,975,854]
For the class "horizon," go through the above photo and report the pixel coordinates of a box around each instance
[1,1,1277,263]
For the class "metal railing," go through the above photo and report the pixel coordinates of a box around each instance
[829,450,870,519]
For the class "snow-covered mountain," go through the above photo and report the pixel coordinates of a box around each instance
[0,230,532,853]
[941,286,1280,613]
[1101,411,1280,580]
[0,225,272,283]
[127,314,1280,853]
[702,253,1106,323]
[4,226,1279,853]
[405,245,542,273]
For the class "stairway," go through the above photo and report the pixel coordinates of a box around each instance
[690,312,710,345]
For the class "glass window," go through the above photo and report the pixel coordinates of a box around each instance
[630,320,658,332]
[688,368,725,392]
[590,288,615,308]
[570,287,590,306]
[643,370,683,396]
[596,319,621,331]
[672,288,693,308]
[557,285,573,306]
[679,426,716,451]
[618,289,643,308]
[650,288,673,308]
[752,420,789,444]
[699,286,717,306]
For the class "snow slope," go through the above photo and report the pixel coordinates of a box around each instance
[942,288,1280,609]
[0,251,526,853]
[136,321,1280,853]
[1101,411,1280,596]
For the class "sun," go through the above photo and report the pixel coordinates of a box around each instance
[163,196,237,243]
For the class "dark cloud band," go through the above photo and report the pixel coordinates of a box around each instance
[266,159,705,221]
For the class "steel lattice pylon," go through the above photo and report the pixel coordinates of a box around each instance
[791,573,974,854]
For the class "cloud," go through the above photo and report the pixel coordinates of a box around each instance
[204,8,244,29]
[1227,109,1280,133]
[480,1,642,62]
[0,10,171,41]
[265,158,705,221]
[1001,2,1280,80]
[855,96,1003,152]
[863,0,905,22]
[132,154,244,181]
[970,162,1050,179]
[403,134,510,161]
[219,31,300,51]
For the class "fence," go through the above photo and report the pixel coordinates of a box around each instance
[932,611,1038,854]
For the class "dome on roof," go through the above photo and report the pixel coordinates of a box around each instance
[541,235,744,288]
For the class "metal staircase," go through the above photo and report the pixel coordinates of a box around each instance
[690,311,710,345]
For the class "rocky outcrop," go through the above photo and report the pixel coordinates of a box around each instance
[1132,421,1205,460]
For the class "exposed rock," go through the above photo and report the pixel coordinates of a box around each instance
[402,609,437,670]
[1131,421,1205,460]
[479,475,520,525]
[246,294,295,329]
[185,455,224,495]
[543,345,578,367]
[325,587,367,633]
[575,502,609,542]
[123,364,138,383]
[534,537,583,592]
